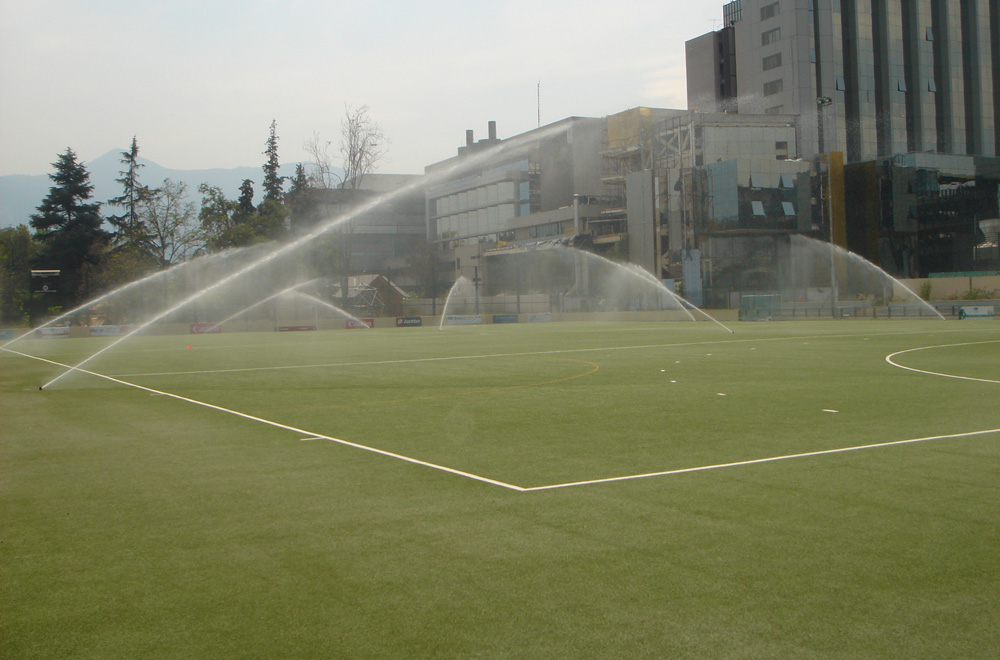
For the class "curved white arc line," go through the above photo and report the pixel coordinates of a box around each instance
[3,347,524,492]
[885,340,1000,384]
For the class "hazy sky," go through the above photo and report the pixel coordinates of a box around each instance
[0,0,722,177]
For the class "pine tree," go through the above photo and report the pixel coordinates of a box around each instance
[107,136,150,249]
[285,163,314,230]
[262,119,283,203]
[236,179,256,222]
[30,148,110,305]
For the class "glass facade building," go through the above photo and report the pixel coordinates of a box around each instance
[691,0,999,162]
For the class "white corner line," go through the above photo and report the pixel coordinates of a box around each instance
[5,347,524,492]
[520,428,1000,492]
[8,335,998,495]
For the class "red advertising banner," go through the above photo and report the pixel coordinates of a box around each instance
[190,323,221,334]
[346,318,374,329]
[277,325,317,332]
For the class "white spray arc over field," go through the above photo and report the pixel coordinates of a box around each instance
[438,277,474,329]
[1,247,250,351]
[438,246,734,333]
[291,291,370,326]
[789,235,945,319]
[204,278,322,332]
[556,246,733,332]
[39,123,573,389]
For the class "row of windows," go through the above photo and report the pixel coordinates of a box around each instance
[760,2,779,21]
[760,77,941,97]
[435,205,517,240]
[761,26,781,46]
[762,52,782,71]
[750,200,795,217]
[749,172,797,189]
[433,181,527,216]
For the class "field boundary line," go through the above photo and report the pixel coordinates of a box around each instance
[7,329,995,495]
[110,327,973,378]
[3,347,525,492]
[885,340,1000,384]
[522,428,1000,492]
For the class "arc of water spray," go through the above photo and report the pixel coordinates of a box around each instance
[289,291,372,326]
[1,247,247,351]
[558,246,734,333]
[792,235,946,320]
[630,264,734,333]
[41,123,575,389]
[204,278,322,333]
[438,276,472,329]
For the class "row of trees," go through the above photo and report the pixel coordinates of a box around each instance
[0,107,389,325]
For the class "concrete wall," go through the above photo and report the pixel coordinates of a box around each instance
[896,274,1000,300]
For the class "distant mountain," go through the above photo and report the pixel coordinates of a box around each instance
[0,150,323,228]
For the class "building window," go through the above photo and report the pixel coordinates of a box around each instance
[780,173,795,188]
[764,105,784,114]
[836,76,846,91]
[762,53,783,71]
[928,78,937,92]
[763,78,784,96]
[775,141,789,159]
[760,2,780,20]
[926,26,934,41]
[897,78,907,92]
[751,200,766,216]
[782,202,795,216]
[762,27,781,46]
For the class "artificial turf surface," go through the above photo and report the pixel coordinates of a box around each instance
[2,319,998,658]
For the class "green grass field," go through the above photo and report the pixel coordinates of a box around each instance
[2,319,998,658]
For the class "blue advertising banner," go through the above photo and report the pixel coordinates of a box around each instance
[446,315,482,325]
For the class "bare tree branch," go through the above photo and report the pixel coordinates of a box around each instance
[340,103,388,189]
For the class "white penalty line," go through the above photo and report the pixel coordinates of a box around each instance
[5,347,524,492]
[521,428,1000,492]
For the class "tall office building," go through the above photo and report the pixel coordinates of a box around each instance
[687,0,999,162]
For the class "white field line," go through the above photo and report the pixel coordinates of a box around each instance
[5,329,996,494]
[885,340,1000,384]
[521,428,1000,492]
[3,347,524,492]
[110,327,975,378]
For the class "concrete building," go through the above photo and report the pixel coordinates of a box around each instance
[845,153,1000,277]
[291,173,427,285]
[602,108,814,305]
[687,0,1000,162]
[424,118,617,285]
